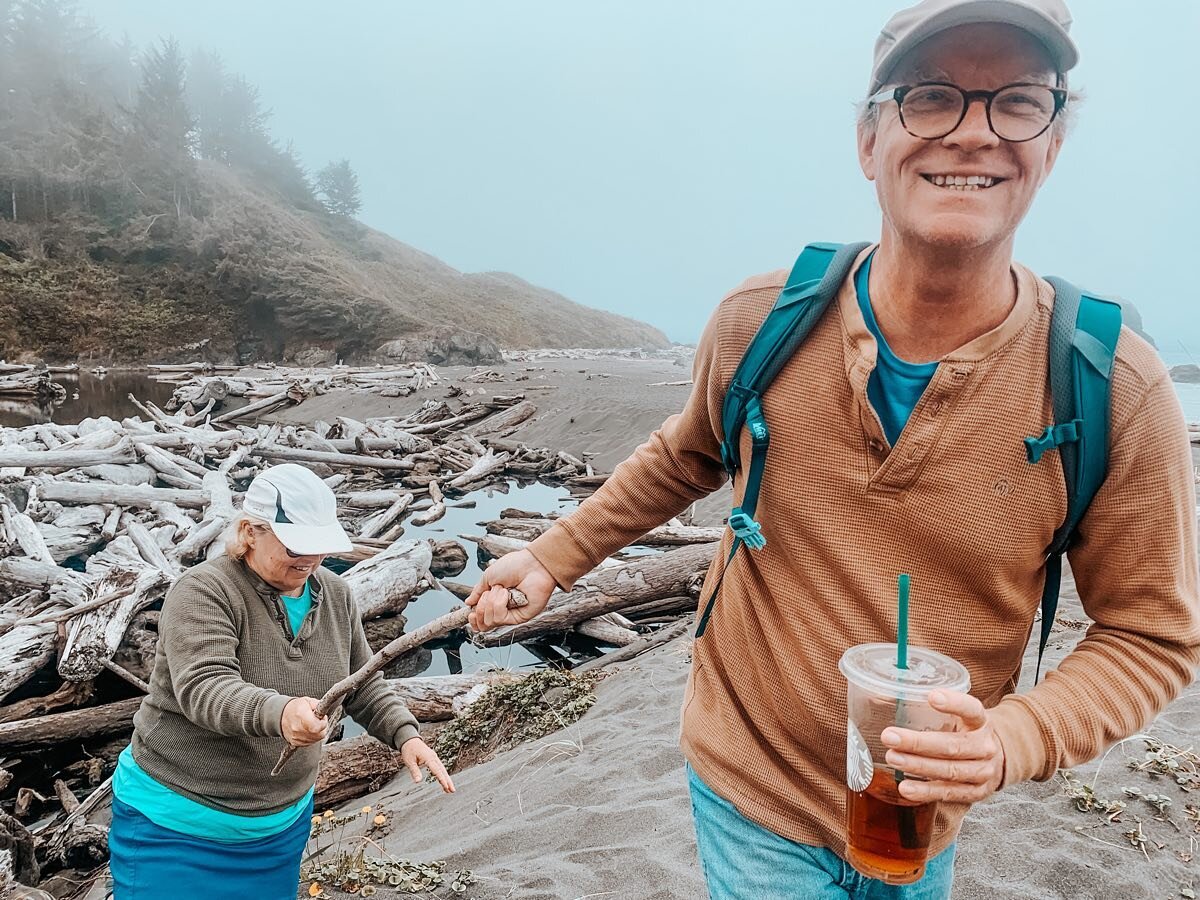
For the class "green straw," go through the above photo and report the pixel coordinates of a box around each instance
[893,572,919,848]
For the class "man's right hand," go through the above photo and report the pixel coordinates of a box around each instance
[282,697,328,747]
[466,549,557,632]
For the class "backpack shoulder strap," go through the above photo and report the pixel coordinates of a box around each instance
[696,241,868,638]
[1027,277,1122,676]
[720,241,870,477]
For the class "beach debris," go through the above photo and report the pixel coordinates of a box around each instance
[301,803,473,895]
[155,363,442,417]
[1129,738,1200,790]
[502,346,694,364]
[431,669,599,772]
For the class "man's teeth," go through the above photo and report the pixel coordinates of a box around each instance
[926,174,997,190]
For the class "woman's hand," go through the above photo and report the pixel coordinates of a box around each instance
[401,737,455,793]
[281,697,328,747]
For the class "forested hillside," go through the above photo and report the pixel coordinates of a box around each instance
[0,0,668,362]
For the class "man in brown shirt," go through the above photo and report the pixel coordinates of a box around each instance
[467,1,1200,897]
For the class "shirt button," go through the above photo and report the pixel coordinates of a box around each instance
[868,439,885,452]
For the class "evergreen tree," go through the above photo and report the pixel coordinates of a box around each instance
[316,158,360,217]
[136,37,193,159]
[135,37,195,217]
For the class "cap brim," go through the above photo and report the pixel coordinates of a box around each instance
[872,1,1079,93]
[270,521,354,556]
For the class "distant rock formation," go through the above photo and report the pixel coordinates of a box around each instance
[1170,364,1200,384]
[374,330,503,367]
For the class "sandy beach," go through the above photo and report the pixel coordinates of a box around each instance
[277,358,1200,900]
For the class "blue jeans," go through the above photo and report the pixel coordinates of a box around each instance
[687,764,955,900]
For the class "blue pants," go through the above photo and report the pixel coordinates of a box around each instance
[687,764,955,900]
[108,795,314,900]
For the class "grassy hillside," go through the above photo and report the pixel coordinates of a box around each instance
[0,163,668,364]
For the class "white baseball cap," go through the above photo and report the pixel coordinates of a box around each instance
[241,463,353,555]
[870,0,1079,94]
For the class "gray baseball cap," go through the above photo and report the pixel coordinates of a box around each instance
[870,0,1079,93]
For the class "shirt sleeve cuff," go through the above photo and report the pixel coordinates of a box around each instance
[394,723,420,750]
[527,524,596,591]
[989,698,1051,787]
[261,693,290,739]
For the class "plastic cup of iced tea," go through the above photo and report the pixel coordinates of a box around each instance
[838,642,971,885]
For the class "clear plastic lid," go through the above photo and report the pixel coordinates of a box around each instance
[838,642,970,700]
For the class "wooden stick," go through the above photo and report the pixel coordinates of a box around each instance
[271,590,528,775]
[102,658,150,693]
[576,618,692,672]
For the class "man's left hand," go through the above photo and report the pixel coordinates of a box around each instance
[881,690,1005,804]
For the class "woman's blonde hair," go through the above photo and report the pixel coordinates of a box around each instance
[223,512,271,560]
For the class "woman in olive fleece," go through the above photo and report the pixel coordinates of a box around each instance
[107,463,453,900]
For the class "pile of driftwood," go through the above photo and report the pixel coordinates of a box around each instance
[0,382,722,897]
[150,362,442,420]
[502,346,694,364]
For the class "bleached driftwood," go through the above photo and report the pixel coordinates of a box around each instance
[0,623,58,704]
[474,542,714,646]
[343,539,433,620]
[357,492,414,540]
[447,450,510,490]
[409,481,445,527]
[58,566,171,682]
[34,481,209,510]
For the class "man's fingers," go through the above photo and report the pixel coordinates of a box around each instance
[881,726,996,760]
[897,777,993,804]
[885,751,996,785]
[406,759,422,784]
[928,690,987,729]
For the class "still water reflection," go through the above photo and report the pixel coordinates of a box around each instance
[0,371,177,427]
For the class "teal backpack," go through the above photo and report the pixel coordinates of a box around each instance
[696,242,1124,677]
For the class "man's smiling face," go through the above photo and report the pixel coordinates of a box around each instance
[858,23,1065,254]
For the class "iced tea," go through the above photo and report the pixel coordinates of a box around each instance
[846,768,937,884]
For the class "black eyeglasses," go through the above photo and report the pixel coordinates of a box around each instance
[867,81,1067,143]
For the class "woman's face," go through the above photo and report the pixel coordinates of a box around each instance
[243,524,325,594]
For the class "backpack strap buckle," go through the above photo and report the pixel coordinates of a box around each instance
[1024,419,1083,464]
[728,508,766,550]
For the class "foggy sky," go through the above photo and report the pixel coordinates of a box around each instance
[82,0,1198,348]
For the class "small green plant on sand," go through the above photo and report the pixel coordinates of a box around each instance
[432,669,600,772]
[300,804,474,896]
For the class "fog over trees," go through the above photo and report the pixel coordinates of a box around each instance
[0,0,357,227]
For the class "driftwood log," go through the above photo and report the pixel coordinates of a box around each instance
[0,698,143,752]
[313,736,404,810]
[58,567,170,682]
[0,624,58,704]
[33,482,208,510]
[343,539,432,620]
[385,672,523,722]
[474,543,714,647]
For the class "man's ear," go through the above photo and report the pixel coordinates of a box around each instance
[1037,129,1065,187]
[857,122,878,182]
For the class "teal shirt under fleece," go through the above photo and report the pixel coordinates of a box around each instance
[856,252,939,446]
